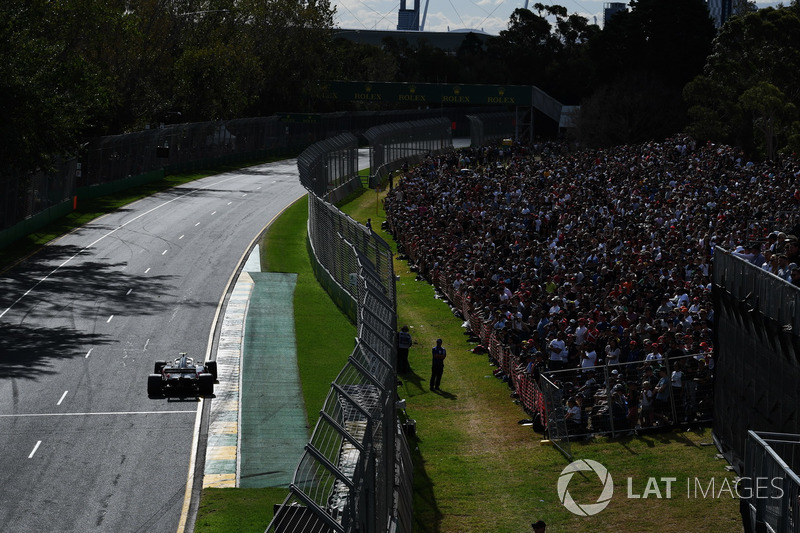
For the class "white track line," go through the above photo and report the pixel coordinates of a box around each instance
[0,410,197,418]
[29,441,42,458]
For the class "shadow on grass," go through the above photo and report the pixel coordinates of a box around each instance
[571,424,710,453]
[407,431,445,533]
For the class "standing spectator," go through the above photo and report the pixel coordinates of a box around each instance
[671,361,686,422]
[654,367,672,424]
[430,338,447,391]
[397,325,413,373]
[639,381,655,427]
[547,332,566,371]
[580,344,598,370]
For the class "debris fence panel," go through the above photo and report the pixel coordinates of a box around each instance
[271,120,466,533]
[364,118,453,188]
[712,248,800,474]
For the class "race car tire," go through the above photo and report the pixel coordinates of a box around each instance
[154,361,167,374]
[204,361,218,381]
[198,373,214,396]
[147,374,163,397]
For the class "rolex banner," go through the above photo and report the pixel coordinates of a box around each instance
[325,81,533,106]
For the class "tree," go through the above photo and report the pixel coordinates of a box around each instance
[0,0,115,173]
[684,5,800,155]
[239,0,336,115]
[173,3,263,121]
[579,0,715,146]
[738,82,797,160]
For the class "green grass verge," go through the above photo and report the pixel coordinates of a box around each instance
[195,487,287,532]
[260,195,357,430]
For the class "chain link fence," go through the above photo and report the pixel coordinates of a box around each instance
[1,107,490,248]
[742,431,800,533]
[364,118,453,187]
[297,133,359,200]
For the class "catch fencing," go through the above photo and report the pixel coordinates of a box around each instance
[306,194,395,318]
[269,120,462,533]
[466,113,516,147]
[0,107,487,248]
[267,242,401,533]
[742,431,800,533]
[297,133,359,201]
[363,118,453,187]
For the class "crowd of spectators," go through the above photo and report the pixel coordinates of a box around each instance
[385,137,800,431]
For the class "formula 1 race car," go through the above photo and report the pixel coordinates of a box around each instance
[147,353,218,398]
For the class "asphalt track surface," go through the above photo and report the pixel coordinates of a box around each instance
[0,159,307,533]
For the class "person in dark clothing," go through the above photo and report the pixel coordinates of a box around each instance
[430,338,447,391]
[397,325,413,373]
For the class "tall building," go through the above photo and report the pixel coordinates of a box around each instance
[397,0,421,31]
[707,0,733,27]
[603,2,627,25]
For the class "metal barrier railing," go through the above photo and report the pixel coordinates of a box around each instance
[742,431,800,533]
[540,374,571,460]
[537,353,714,440]
[712,247,800,474]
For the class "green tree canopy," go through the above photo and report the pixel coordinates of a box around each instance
[684,4,800,157]
[578,0,716,147]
